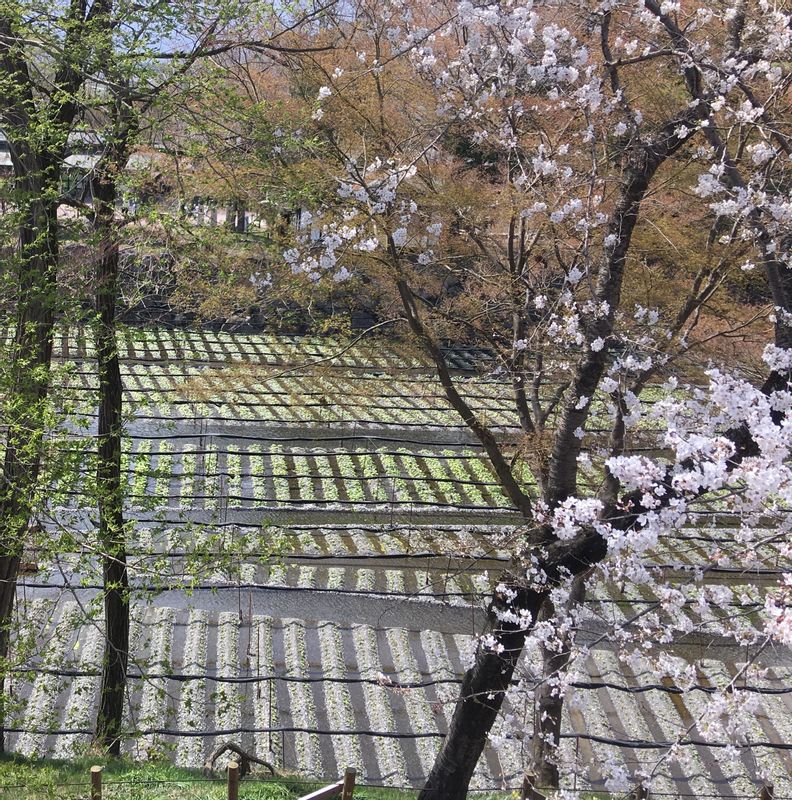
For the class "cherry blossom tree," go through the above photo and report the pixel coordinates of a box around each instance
[279,0,792,795]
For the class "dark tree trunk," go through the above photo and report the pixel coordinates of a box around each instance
[0,196,59,752]
[0,553,22,754]
[226,199,246,233]
[92,173,129,756]
[0,0,113,753]
[418,588,544,800]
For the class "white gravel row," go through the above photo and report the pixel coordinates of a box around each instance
[9,599,792,794]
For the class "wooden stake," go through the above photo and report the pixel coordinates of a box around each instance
[227,760,240,800]
[521,773,544,800]
[760,783,775,800]
[341,767,356,800]
[90,765,102,800]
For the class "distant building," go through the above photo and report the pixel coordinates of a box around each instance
[0,129,295,237]
[0,129,102,203]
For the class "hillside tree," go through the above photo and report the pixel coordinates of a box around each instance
[277,0,792,794]
[0,0,115,750]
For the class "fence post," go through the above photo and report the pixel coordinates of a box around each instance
[760,783,775,800]
[90,765,102,800]
[521,773,544,800]
[227,760,240,800]
[342,767,356,800]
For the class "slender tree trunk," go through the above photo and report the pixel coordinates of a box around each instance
[393,275,533,517]
[226,199,246,233]
[0,197,59,752]
[531,576,586,788]
[92,176,129,755]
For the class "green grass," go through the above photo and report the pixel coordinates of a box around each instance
[0,755,430,800]
[0,755,614,800]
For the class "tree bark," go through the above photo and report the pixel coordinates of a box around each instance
[418,587,544,800]
[93,236,129,754]
[531,576,586,787]
[91,161,129,756]
[226,199,246,233]
[0,195,59,752]
[546,108,702,507]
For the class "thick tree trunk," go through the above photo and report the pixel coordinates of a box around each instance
[92,178,129,755]
[0,198,59,752]
[418,588,544,800]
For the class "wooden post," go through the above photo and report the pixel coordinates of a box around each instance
[760,783,775,800]
[227,761,240,800]
[521,773,544,800]
[90,765,102,800]
[341,767,356,800]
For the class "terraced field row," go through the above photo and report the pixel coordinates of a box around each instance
[61,365,515,402]
[54,363,521,429]
[2,326,490,370]
[34,523,513,565]
[41,438,739,518]
[8,601,792,796]
[29,519,788,601]
[46,442,531,510]
[30,515,783,569]
[51,364,668,434]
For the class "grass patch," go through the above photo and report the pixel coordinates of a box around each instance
[0,755,425,800]
[0,755,612,799]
